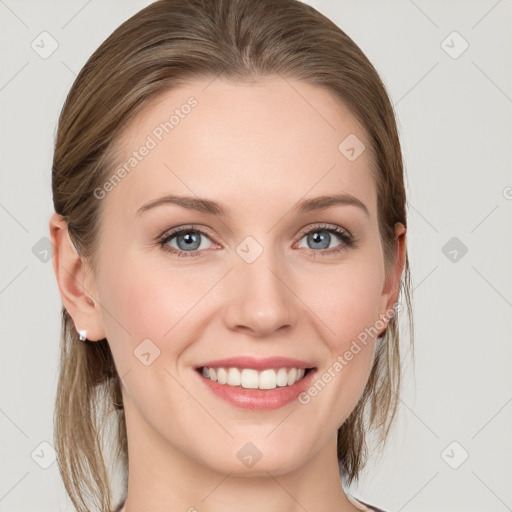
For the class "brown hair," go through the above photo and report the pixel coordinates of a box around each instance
[51,0,414,510]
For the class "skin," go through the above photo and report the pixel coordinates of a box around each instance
[50,76,406,512]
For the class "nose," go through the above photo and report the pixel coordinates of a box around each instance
[223,249,296,337]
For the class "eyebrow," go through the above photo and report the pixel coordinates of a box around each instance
[136,193,370,218]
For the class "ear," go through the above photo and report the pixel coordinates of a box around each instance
[378,222,407,329]
[49,212,106,341]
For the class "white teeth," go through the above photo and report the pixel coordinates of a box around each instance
[201,366,308,389]
[217,367,227,384]
[276,368,289,386]
[259,369,277,389]
[287,368,297,386]
[241,369,259,389]
[227,368,241,386]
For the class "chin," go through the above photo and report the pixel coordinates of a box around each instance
[198,442,310,477]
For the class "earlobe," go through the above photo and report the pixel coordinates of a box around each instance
[49,212,106,342]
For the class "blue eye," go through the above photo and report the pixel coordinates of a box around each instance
[296,225,355,254]
[159,226,213,257]
[158,223,356,258]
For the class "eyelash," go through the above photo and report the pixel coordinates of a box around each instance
[157,223,357,258]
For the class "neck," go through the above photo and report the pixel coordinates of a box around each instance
[119,406,363,512]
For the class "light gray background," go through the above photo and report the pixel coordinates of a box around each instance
[1,1,511,511]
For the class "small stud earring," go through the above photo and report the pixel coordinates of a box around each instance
[78,329,87,341]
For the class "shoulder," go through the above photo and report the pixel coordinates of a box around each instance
[347,493,389,512]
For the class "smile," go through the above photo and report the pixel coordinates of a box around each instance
[194,366,317,411]
[200,366,311,389]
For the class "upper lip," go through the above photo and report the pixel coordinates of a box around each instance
[195,356,316,371]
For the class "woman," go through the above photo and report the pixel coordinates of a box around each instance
[49,0,414,511]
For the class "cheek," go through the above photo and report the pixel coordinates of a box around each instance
[95,255,205,422]
[298,263,382,415]
[298,256,383,406]
[99,253,383,354]
[302,258,384,348]
[95,251,197,354]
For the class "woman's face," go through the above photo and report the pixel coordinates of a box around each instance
[85,76,402,476]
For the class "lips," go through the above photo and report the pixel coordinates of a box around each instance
[193,356,318,410]
[195,364,318,410]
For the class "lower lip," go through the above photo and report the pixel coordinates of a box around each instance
[195,368,317,411]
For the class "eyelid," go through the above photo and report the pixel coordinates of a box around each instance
[293,223,356,253]
[159,223,352,242]
[157,224,219,257]
[158,222,356,257]
[297,222,353,239]
[159,224,217,241]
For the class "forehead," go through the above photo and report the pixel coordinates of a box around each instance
[105,76,377,222]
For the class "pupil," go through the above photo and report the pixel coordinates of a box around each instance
[309,230,329,249]
[179,232,200,250]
